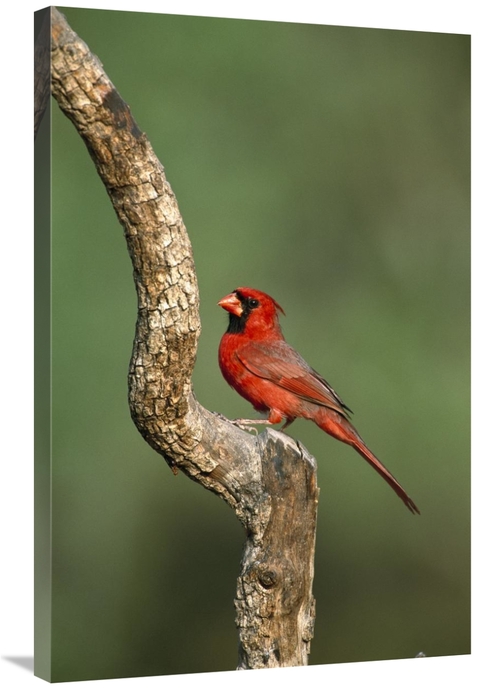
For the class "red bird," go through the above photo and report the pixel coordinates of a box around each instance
[218,287,419,514]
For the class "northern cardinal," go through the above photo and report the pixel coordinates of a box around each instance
[218,287,419,514]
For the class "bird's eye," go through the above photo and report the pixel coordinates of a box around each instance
[248,298,259,309]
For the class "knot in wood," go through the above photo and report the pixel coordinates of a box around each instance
[256,563,279,589]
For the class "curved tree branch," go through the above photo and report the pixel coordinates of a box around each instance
[50,7,319,670]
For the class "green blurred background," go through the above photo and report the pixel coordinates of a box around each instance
[47,6,469,682]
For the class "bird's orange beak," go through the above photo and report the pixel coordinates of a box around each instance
[218,292,243,317]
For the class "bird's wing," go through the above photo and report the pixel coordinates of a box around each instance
[237,340,352,419]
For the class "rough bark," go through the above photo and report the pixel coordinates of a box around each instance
[236,433,318,668]
[49,7,319,669]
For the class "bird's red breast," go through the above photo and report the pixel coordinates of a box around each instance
[218,287,351,421]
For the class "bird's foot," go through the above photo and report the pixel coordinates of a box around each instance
[232,418,274,434]
[211,412,274,435]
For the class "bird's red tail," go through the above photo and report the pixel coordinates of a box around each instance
[350,437,420,514]
[317,413,420,514]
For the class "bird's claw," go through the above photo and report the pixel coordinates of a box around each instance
[231,418,262,434]
[211,412,263,435]
[241,424,260,435]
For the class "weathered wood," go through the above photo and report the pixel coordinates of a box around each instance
[49,7,319,669]
[236,433,318,669]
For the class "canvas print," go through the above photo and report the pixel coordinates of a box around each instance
[35,6,470,682]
